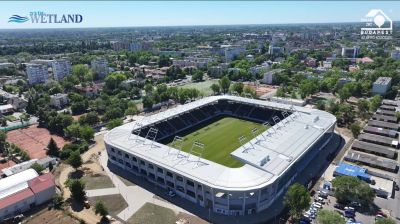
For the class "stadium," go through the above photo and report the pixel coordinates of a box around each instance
[104,95,336,216]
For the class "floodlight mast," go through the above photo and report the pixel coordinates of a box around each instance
[239,135,255,153]
[129,122,143,142]
[188,141,205,167]
[144,127,158,148]
[168,136,184,155]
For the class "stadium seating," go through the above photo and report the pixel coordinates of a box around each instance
[140,99,289,142]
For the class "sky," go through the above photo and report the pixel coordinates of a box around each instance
[0,1,399,29]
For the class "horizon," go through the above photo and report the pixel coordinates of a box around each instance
[0,1,399,29]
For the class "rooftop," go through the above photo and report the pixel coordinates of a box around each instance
[105,95,336,191]
[352,140,396,158]
[374,77,392,85]
[334,162,370,180]
[0,169,38,200]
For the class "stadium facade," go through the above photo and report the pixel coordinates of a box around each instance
[104,95,336,216]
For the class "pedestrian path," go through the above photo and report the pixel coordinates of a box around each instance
[87,152,191,221]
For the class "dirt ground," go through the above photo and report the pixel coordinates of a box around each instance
[56,133,107,224]
[25,209,80,224]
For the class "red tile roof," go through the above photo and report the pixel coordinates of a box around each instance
[28,173,55,194]
[0,188,34,209]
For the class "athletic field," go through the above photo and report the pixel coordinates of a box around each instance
[167,117,268,168]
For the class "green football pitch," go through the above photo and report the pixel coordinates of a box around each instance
[167,117,268,168]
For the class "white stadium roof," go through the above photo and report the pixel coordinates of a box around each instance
[105,95,336,191]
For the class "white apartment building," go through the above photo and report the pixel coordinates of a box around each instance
[50,93,69,109]
[91,58,109,79]
[26,64,48,85]
[52,59,71,81]
[372,77,392,95]
[341,47,359,58]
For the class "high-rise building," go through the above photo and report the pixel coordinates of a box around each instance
[268,46,284,55]
[341,47,359,58]
[26,64,48,85]
[52,59,71,81]
[91,58,109,79]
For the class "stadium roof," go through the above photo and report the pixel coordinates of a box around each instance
[334,162,370,180]
[105,95,336,191]
[351,140,396,158]
[368,120,399,130]
[363,125,397,138]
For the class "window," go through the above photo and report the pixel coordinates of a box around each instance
[140,160,145,165]
[117,151,122,155]
[198,195,203,201]
[166,171,173,178]
[126,162,131,168]
[111,156,116,161]
[157,167,163,173]
[186,190,195,198]
[132,157,137,162]
[187,180,194,187]
[111,148,115,152]
[125,153,130,159]
[148,164,154,169]
[176,176,183,182]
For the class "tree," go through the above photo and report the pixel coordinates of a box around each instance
[142,95,154,110]
[192,70,204,82]
[0,130,6,153]
[370,95,382,111]
[52,194,64,209]
[275,88,286,97]
[284,183,311,221]
[94,201,109,219]
[357,99,370,119]
[350,122,362,138]
[79,125,95,142]
[67,179,86,202]
[332,176,375,206]
[47,138,60,157]
[219,76,231,94]
[317,209,346,224]
[231,82,244,95]
[106,118,123,130]
[375,218,396,224]
[158,55,171,68]
[65,123,81,140]
[210,83,220,95]
[30,163,45,173]
[338,86,351,103]
[125,106,138,116]
[67,150,83,170]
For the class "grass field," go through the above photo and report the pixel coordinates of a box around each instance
[167,117,267,168]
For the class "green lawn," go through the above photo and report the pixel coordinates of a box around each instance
[180,79,218,96]
[89,194,128,216]
[167,117,267,168]
[127,203,177,224]
[81,173,115,190]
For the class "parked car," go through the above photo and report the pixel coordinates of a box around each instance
[334,203,345,210]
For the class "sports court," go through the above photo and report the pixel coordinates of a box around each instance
[6,125,69,159]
